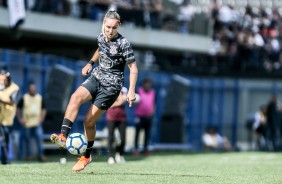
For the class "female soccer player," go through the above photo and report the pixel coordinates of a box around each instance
[50,9,138,172]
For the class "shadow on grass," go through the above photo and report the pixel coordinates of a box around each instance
[14,150,209,164]
[13,150,235,164]
[19,152,146,163]
[80,172,212,178]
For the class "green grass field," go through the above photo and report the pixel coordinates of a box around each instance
[1,152,282,184]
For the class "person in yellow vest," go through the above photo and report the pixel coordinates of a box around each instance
[0,70,19,165]
[17,81,46,162]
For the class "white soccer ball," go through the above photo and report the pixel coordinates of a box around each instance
[66,133,88,155]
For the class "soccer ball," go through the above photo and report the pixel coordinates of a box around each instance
[66,133,88,155]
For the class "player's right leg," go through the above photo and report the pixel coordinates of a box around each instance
[50,85,92,149]
[72,105,105,172]
[50,133,67,149]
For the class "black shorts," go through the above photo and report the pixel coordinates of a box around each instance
[81,75,120,110]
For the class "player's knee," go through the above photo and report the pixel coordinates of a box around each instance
[70,93,84,105]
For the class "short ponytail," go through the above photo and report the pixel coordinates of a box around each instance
[102,9,121,38]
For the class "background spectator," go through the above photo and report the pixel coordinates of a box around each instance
[17,81,46,162]
[266,95,281,151]
[106,87,128,164]
[202,126,232,152]
[0,70,20,164]
[134,78,155,156]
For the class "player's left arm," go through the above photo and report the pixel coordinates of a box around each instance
[127,61,138,107]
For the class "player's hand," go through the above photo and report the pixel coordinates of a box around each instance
[82,64,92,76]
[127,91,136,107]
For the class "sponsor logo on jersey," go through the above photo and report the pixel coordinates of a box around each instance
[110,45,117,55]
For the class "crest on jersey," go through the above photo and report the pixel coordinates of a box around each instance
[109,45,117,55]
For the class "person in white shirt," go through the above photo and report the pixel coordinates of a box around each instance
[202,126,232,151]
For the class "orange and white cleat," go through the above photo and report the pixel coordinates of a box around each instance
[72,156,92,172]
[50,133,67,149]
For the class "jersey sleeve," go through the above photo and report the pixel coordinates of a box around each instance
[96,33,101,40]
[97,33,104,42]
[121,38,135,64]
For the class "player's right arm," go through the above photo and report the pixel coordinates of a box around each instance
[82,49,100,76]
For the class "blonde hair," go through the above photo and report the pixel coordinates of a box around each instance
[102,9,121,39]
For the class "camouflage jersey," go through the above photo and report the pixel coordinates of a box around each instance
[92,33,135,93]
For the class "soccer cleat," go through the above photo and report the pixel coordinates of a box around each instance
[119,156,126,163]
[50,133,67,149]
[107,157,115,164]
[115,153,121,163]
[72,156,92,172]
[115,153,126,163]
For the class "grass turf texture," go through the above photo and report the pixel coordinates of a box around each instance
[1,152,282,184]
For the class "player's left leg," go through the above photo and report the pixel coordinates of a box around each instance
[72,105,105,172]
